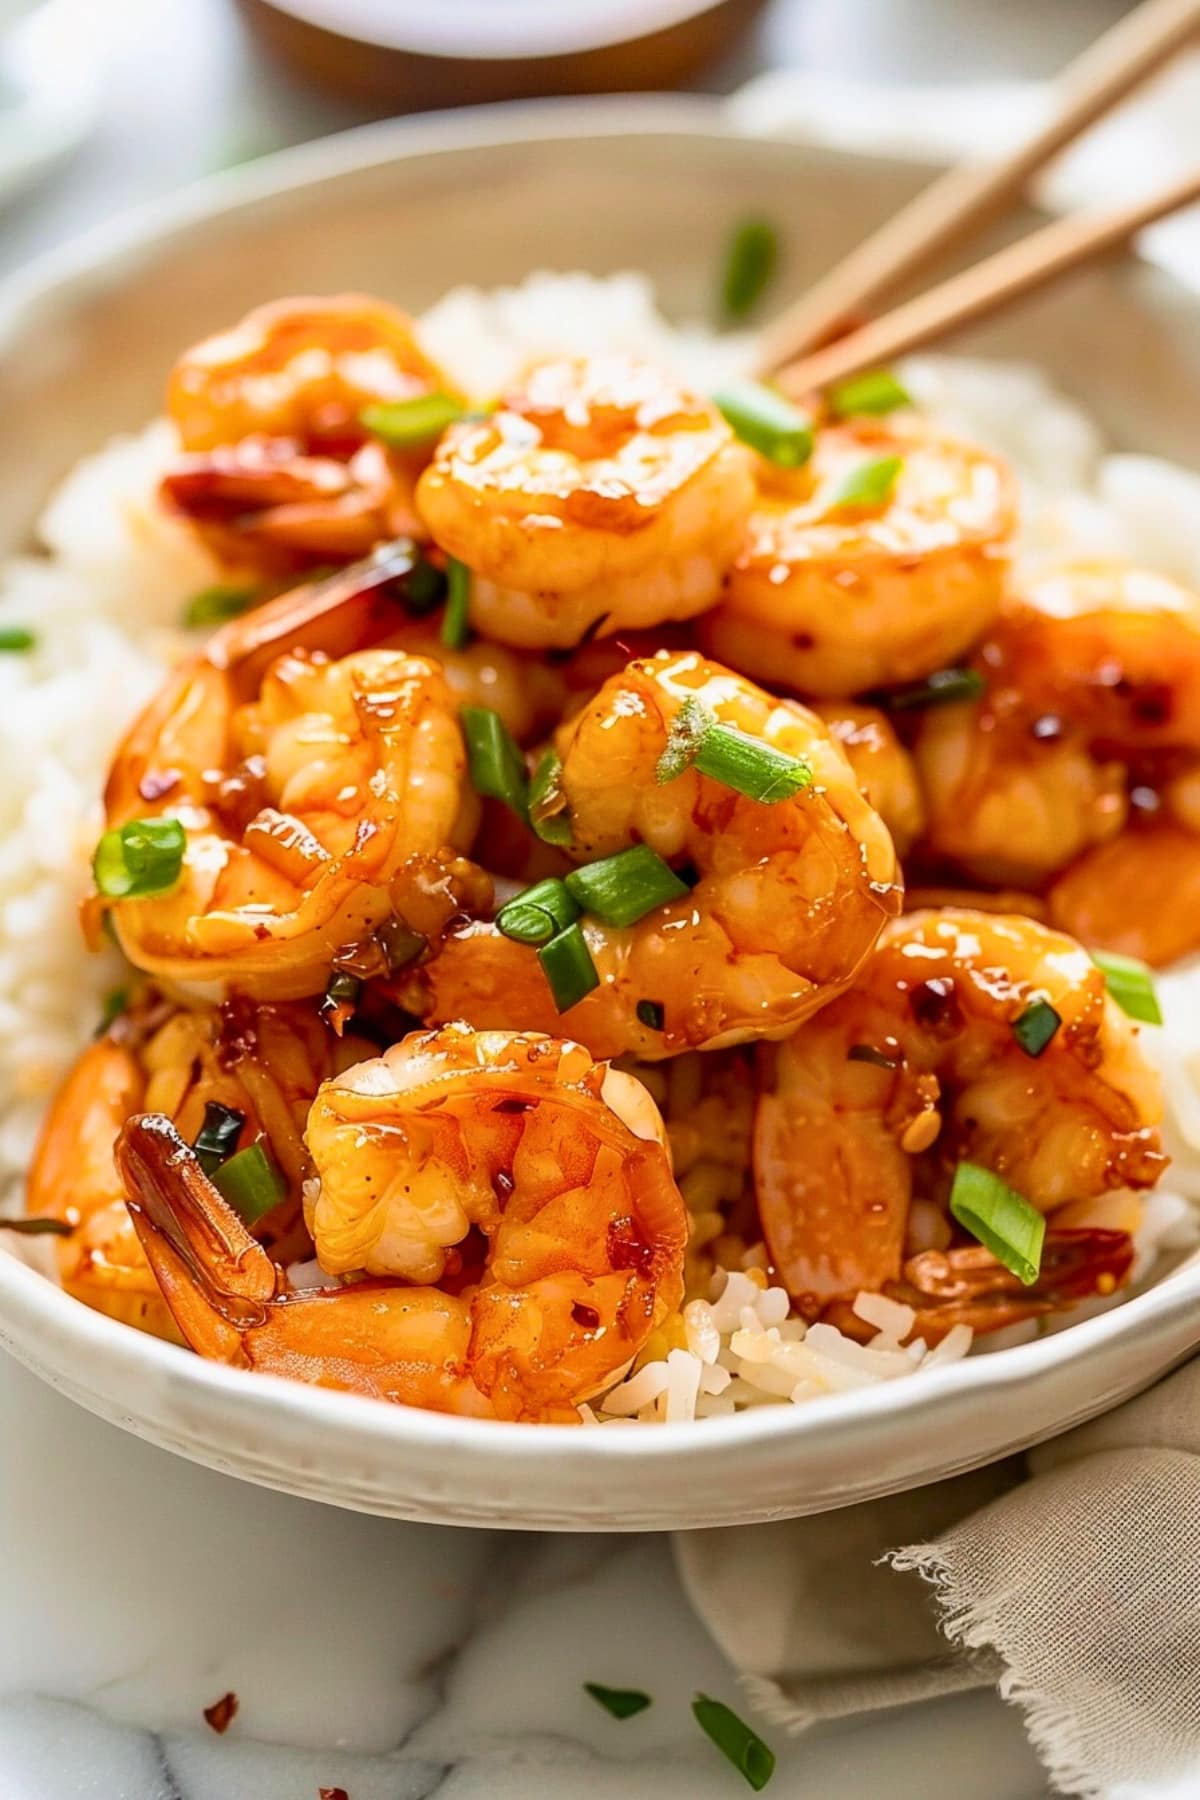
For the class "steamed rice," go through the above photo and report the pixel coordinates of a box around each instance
[3,270,1199,1423]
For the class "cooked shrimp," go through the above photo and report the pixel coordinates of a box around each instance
[27,994,369,1338]
[916,565,1200,885]
[699,415,1015,697]
[163,296,457,562]
[416,652,901,1059]
[755,910,1165,1334]
[119,1026,689,1421]
[1048,821,1200,967]
[415,355,757,649]
[96,554,475,1000]
[811,702,925,857]
[382,615,567,744]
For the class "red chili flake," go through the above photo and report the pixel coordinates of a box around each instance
[572,1301,601,1330]
[608,1215,654,1275]
[910,975,962,1036]
[319,1789,350,1800]
[203,1691,239,1734]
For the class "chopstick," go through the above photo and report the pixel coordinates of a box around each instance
[755,0,1200,377]
[771,165,1200,400]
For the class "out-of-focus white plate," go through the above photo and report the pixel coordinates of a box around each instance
[1,96,1198,1529]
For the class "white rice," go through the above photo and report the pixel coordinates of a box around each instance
[3,271,1199,1420]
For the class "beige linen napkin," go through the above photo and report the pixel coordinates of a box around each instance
[674,1360,1200,1798]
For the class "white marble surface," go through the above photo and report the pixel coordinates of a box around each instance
[0,1353,1049,1798]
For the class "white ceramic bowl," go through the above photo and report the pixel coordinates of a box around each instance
[3,97,1199,1530]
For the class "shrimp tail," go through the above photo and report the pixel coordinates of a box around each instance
[116,1115,281,1362]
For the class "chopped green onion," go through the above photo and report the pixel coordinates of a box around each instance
[182,585,259,630]
[712,381,813,468]
[847,1042,899,1070]
[636,999,665,1031]
[585,1682,652,1721]
[565,845,689,928]
[192,1102,246,1178]
[695,724,811,804]
[211,1140,288,1224]
[93,817,186,900]
[1091,950,1162,1025]
[827,453,904,509]
[655,695,716,786]
[529,747,572,847]
[0,626,36,652]
[829,369,912,417]
[461,706,529,820]
[360,393,463,448]
[538,922,600,1013]
[497,878,580,947]
[97,987,129,1035]
[0,1216,74,1237]
[722,217,779,319]
[1011,998,1062,1058]
[692,1695,775,1792]
[402,556,447,616]
[321,969,362,1027]
[442,557,471,649]
[881,667,986,711]
[379,917,425,972]
[949,1161,1045,1287]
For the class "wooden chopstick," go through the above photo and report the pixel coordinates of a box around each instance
[755,0,1200,377]
[771,165,1200,400]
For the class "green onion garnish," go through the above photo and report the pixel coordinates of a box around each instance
[949,1161,1045,1287]
[0,626,36,652]
[93,817,186,900]
[182,585,259,630]
[1011,998,1062,1058]
[497,878,581,947]
[565,845,689,929]
[402,556,448,616]
[696,725,811,804]
[847,1043,899,1070]
[360,393,463,449]
[529,747,572,847]
[827,453,904,509]
[192,1102,246,1178]
[211,1140,288,1224]
[829,369,912,418]
[0,1216,74,1237]
[712,381,813,468]
[461,706,529,820]
[321,969,362,1026]
[636,999,665,1031]
[585,1682,652,1721]
[1091,950,1163,1025]
[722,217,779,319]
[692,1694,776,1792]
[881,667,986,711]
[96,987,129,1035]
[442,557,472,649]
[538,922,600,1013]
[655,695,716,786]
[379,917,425,972]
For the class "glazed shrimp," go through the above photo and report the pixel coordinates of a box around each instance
[95,554,475,1000]
[417,652,901,1059]
[415,355,757,648]
[27,994,369,1339]
[811,702,926,858]
[118,1027,689,1421]
[755,910,1165,1335]
[163,296,457,563]
[700,415,1016,697]
[1047,822,1200,968]
[916,565,1200,885]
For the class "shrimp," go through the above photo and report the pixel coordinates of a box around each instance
[415,355,757,648]
[916,565,1200,885]
[811,702,926,858]
[415,652,901,1059]
[381,615,567,745]
[699,414,1015,697]
[754,910,1165,1336]
[26,993,369,1339]
[96,553,476,1000]
[163,296,457,563]
[118,1026,689,1421]
[1047,821,1200,967]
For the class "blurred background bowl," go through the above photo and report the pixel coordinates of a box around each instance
[238,0,769,106]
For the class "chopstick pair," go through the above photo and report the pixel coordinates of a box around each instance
[757,0,1200,397]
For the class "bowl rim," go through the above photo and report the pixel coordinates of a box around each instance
[3,92,1198,1471]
